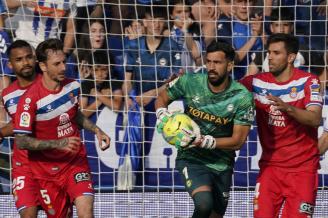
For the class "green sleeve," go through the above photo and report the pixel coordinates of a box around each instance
[234,91,255,125]
[166,74,187,101]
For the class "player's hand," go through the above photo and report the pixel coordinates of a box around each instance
[95,127,110,151]
[175,119,201,149]
[155,108,181,133]
[192,135,216,149]
[59,136,81,153]
[175,128,196,148]
[266,94,292,113]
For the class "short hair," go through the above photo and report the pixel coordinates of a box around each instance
[35,38,64,63]
[88,50,109,66]
[7,40,32,58]
[267,33,299,54]
[206,40,235,61]
[270,7,294,23]
[144,5,168,19]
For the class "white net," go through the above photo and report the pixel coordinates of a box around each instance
[0,0,327,217]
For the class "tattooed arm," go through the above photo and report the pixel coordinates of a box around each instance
[15,134,81,152]
[75,110,111,150]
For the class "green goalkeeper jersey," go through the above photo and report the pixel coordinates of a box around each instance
[167,72,254,171]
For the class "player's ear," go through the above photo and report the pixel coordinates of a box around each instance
[7,60,13,70]
[38,62,47,73]
[287,53,296,64]
[227,61,234,72]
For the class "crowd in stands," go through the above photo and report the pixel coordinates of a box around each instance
[0,1,327,191]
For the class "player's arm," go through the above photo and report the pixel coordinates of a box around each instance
[75,110,110,150]
[63,14,75,54]
[266,94,322,127]
[0,122,13,142]
[5,0,37,10]
[15,134,80,152]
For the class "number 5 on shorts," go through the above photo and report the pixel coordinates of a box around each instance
[40,189,51,204]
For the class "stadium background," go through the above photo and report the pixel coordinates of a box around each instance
[0,0,327,217]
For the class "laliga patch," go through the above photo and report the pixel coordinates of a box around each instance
[74,172,91,183]
[299,202,314,215]
[19,112,30,127]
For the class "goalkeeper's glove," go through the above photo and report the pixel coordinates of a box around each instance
[155,107,179,133]
[175,119,201,149]
[197,135,216,149]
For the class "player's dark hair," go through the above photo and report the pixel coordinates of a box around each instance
[206,40,235,61]
[270,7,294,23]
[267,33,299,54]
[35,38,64,63]
[7,40,32,58]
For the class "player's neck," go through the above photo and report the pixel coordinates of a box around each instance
[42,75,61,92]
[17,73,36,88]
[274,65,294,83]
[208,76,230,93]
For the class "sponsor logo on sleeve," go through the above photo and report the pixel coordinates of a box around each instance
[19,112,31,127]
[74,172,91,183]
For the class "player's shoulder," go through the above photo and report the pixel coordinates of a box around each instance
[62,78,80,89]
[231,79,253,96]
[2,80,20,97]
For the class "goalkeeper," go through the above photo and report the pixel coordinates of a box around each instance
[155,40,254,218]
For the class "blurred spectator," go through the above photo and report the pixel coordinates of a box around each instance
[6,0,76,52]
[122,5,182,169]
[122,5,181,107]
[217,0,263,80]
[80,50,123,118]
[264,0,326,52]
[66,19,107,80]
[248,7,325,76]
[164,0,203,72]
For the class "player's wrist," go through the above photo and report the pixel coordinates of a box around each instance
[200,135,216,149]
[156,107,168,119]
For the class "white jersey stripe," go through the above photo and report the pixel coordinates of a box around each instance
[2,89,26,103]
[36,99,75,121]
[253,76,309,90]
[254,90,305,104]
[36,81,80,109]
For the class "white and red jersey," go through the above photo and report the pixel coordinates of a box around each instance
[14,76,87,180]
[241,68,322,171]
[1,75,40,171]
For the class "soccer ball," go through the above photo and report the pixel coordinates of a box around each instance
[162,113,195,146]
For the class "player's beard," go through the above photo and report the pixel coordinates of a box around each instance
[17,67,35,80]
[269,62,288,77]
[208,70,228,87]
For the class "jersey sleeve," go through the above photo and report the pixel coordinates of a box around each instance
[234,90,255,125]
[239,75,254,92]
[14,92,37,135]
[166,74,187,101]
[304,75,323,108]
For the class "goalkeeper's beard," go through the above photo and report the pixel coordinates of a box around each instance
[208,70,228,87]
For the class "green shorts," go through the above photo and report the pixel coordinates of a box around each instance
[176,159,233,215]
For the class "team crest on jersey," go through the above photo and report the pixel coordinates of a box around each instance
[159,58,167,66]
[19,112,30,127]
[175,53,181,60]
[289,87,297,98]
[192,95,200,104]
[227,104,234,112]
